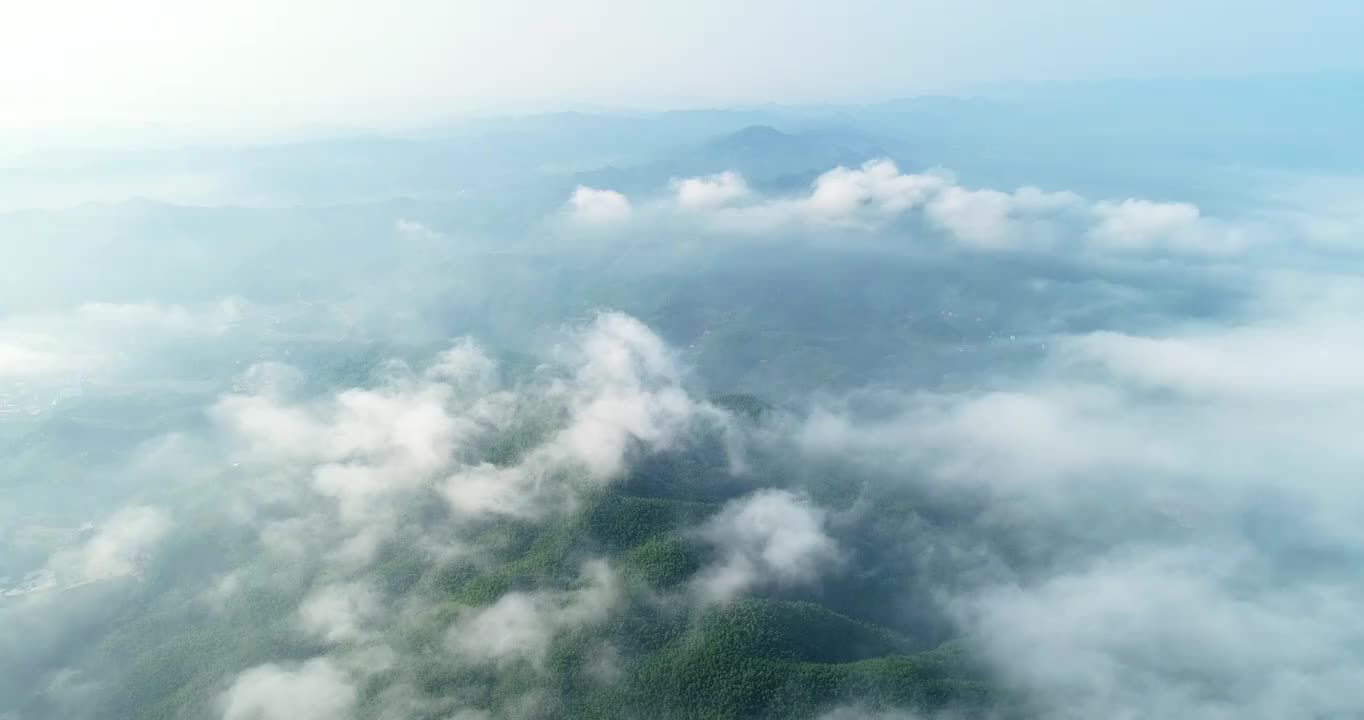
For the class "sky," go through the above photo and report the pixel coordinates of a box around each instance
[4,0,1363,138]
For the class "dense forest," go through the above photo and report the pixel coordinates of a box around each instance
[8,374,1022,719]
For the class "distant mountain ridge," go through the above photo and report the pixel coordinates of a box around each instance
[573,123,894,195]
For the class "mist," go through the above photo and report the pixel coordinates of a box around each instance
[3,76,1364,719]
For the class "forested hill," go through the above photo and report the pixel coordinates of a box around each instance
[8,382,1023,720]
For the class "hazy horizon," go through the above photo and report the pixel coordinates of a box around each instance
[5,0,1364,138]
[5,69,1363,152]
[4,5,1364,720]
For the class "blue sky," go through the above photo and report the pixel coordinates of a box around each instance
[3,0,1362,135]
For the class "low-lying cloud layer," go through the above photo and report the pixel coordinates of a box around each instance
[568,159,1257,255]
[796,271,1364,718]
[11,250,1364,716]
[0,299,246,384]
[0,310,732,717]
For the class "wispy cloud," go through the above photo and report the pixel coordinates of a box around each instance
[447,560,620,668]
[1089,198,1246,254]
[219,658,358,720]
[35,506,173,588]
[297,581,383,645]
[792,273,1364,718]
[394,217,444,240]
[693,489,840,603]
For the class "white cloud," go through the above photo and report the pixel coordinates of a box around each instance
[394,217,443,240]
[40,506,172,586]
[693,489,839,603]
[435,312,705,519]
[297,582,382,644]
[565,186,632,224]
[792,277,1364,718]
[424,338,499,392]
[700,160,949,233]
[550,311,697,479]
[75,506,172,581]
[802,294,1364,510]
[439,462,543,518]
[38,668,104,719]
[959,546,1364,720]
[210,312,716,579]
[1060,319,1364,399]
[923,187,1019,248]
[448,560,619,667]
[577,160,1261,257]
[805,160,947,221]
[237,362,305,398]
[703,198,807,234]
[671,170,750,209]
[1089,198,1247,254]
[73,299,246,335]
[212,356,492,571]
[219,658,357,720]
[0,299,246,384]
[925,185,1081,249]
[213,364,479,527]
[1264,175,1364,250]
[0,341,75,379]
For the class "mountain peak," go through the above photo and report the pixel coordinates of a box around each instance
[710,125,796,151]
